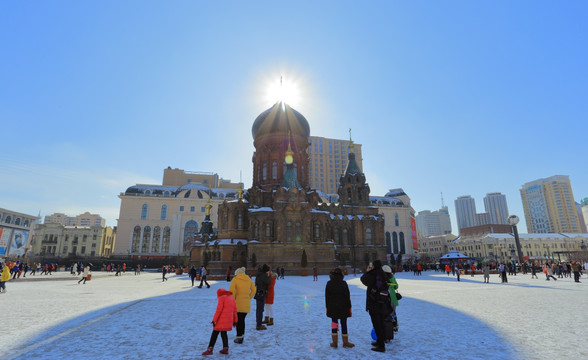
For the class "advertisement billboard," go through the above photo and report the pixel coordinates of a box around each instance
[411,217,418,250]
[8,230,29,257]
[0,227,12,256]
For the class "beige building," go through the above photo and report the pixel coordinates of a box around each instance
[370,189,418,261]
[520,175,582,233]
[44,212,106,227]
[417,234,458,262]
[308,136,362,195]
[0,208,39,258]
[115,168,243,258]
[29,223,116,258]
[447,232,588,263]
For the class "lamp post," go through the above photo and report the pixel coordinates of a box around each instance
[508,215,524,265]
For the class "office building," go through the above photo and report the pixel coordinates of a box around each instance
[308,136,362,195]
[483,192,509,225]
[416,207,452,237]
[520,175,582,233]
[455,196,477,231]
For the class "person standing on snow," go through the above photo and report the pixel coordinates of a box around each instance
[201,288,238,356]
[483,264,490,283]
[198,266,210,288]
[0,263,10,293]
[254,264,270,330]
[360,260,389,353]
[229,267,256,344]
[325,267,355,349]
[189,266,198,287]
[262,270,277,326]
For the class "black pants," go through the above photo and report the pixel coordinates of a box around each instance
[190,276,196,286]
[574,271,580,282]
[199,275,209,287]
[369,307,386,349]
[208,330,228,348]
[236,312,247,337]
[331,317,348,334]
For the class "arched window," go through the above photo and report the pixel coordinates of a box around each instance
[5,215,11,224]
[160,205,167,220]
[347,188,352,201]
[399,232,406,254]
[162,226,171,253]
[343,229,349,246]
[314,222,320,240]
[392,232,399,253]
[142,226,151,253]
[295,222,302,242]
[366,228,372,245]
[286,221,292,242]
[238,213,243,230]
[132,227,141,253]
[15,218,21,226]
[152,226,161,253]
[333,227,340,245]
[184,220,198,243]
[385,232,392,253]
[145,189,152,195]
[224,211,229,229]
[24,220,30,227]
[265,222,272,239]
[141,204,148,220]
[272,161,277,180]
[252,222,259,240]
[394,213,399,226]
[262,163,267,180]
[256,166,260,183]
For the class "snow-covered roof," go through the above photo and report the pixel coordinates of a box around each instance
[248,207,275,213]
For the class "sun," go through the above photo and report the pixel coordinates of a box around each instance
[263,75,302,108]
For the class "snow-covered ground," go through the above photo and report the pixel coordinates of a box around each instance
[1,269,586,359]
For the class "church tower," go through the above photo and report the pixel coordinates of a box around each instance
[337,135,371,206]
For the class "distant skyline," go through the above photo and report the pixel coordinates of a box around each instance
[2,2,587,233]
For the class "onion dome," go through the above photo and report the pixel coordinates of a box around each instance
[252,101,310,141]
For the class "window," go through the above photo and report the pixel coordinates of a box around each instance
[142,226,151,253]
[263,163,267,180]
[5,215,11,224]
[161,205,168,220]
[180,206,184,212]
[162,227,171,253]
[152,226,161,253]
[190,206,195,212]
[296,222,302,242]
[81,246,86,254]
[366,228,372,245]
[141,204,148,220]
[15,218,21,226]
[314,222,320,240]
[286,221,292,242]
[394,213,399,226]
[238,214,243,230]
[272,162,277,180]
[201,207,205,212]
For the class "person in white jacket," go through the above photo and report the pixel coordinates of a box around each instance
[78,265,91,284]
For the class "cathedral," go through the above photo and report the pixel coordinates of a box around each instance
[190,101,387,274]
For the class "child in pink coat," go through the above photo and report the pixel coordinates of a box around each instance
[202,288,238,355]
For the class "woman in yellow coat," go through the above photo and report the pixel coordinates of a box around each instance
[0,263,11,293]
[229,267,256,344]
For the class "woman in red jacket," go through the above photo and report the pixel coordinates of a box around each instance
[263,271,277,326]
[202,288,238,355]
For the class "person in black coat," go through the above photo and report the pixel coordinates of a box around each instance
[189,266,198,287]
[325,268,355,349]
[360,259,389,353]
[254,264,271,330]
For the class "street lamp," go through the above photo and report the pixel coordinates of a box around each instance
[508,215,524,264]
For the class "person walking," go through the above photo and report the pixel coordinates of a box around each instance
[78,264,90,284]
[483,264,490,283]
[545,263,557,281]
[571,261,581,283]
[455,264,461,282]
[201,288,238,356]
[162,266,168,282]
[0,263,10,293]
[383,265,399,337]
[325,267,354,349]
[262,271,277,326]
[531,263,538,279]
[254,264,270,330]
[499,263,508,283]
[189,266,197,287]
[360,260,389,353]
[226,266,232,282]
[198,266,210,288]
[313,266,318,281]
[229,267,256,344]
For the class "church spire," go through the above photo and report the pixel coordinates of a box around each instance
[344,128,361,176]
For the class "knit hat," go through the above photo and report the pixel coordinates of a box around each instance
[235,267,246,275]
[261,264,270,273]
[382,265,392,274]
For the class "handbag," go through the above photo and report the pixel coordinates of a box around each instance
[395,291,402,300]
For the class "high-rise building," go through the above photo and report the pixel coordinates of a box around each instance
[416,207,452,237]
[308,136,362,195]
[44,212,105,227]
[581,198,588,233]
[520,175,582,233]
[455,196,477,231]
[484,192,509,225]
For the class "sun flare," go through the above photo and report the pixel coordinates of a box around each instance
[263,75,302,108]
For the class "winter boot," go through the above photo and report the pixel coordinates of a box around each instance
[219,347,229,355]
[267,317,274,326]
[262,316,269,324]
[256,325,267,330]
[342,334,355,348]
[233,336,243,344]
[202,347,213,356]
[330,333,338,348]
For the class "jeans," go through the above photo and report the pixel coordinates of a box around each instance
[256,297,265,326]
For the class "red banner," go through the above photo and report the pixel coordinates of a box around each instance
[411,217,418,250]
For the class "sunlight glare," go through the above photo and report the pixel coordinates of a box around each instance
[263,75,302,108]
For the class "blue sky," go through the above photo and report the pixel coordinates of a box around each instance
[1,1,587,233]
